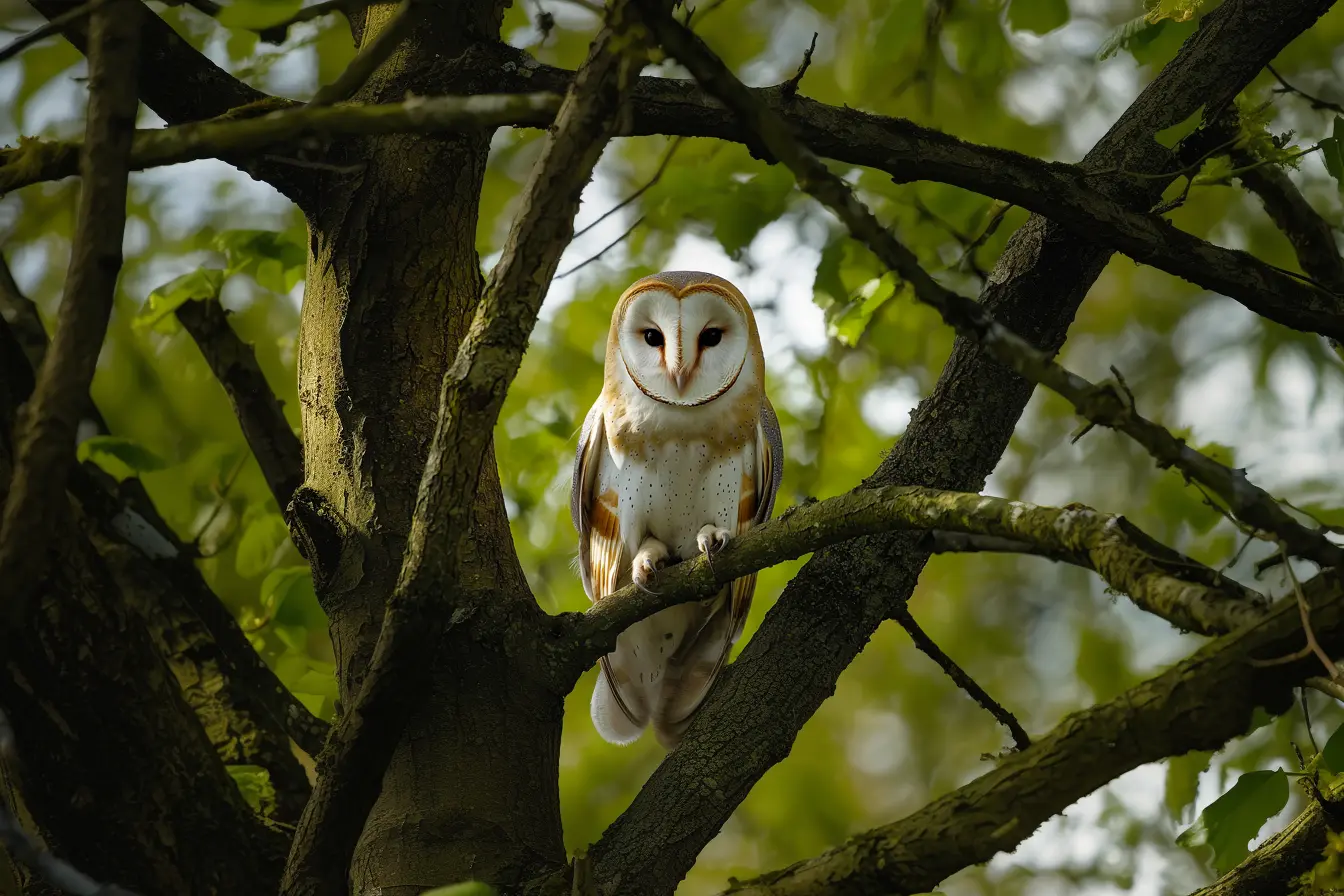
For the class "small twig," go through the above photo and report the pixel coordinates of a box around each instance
[556,216,645,279]
[571,137,682,242]
[1306,676,1344,702]
[893,606,1031,751]
[190,449,247,546]
[0,0,140,630]
[1267,63,1344,116]
[909,195,989,283]
[0,0,98,66]
[0,709,145,896]
[779,32,818,100]
[1285,546,1339,680]
[1300,687,1322,754]
[308,0,418,106]
[957,201,1011,275]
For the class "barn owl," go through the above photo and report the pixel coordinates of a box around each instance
[571,271,783,749]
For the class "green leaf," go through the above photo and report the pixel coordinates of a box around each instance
[212,229,307,292]
[76,435,168,480]
[1145,0,1207,23]
[1007,0,1069,35]
[1322,117,1344,195]
[236,513,290,579]
[1177,769,1289,873]
[1165,751,1214,823]
[134,269,225,333]
[227,764,276,818]
[1155,105,1205,150]
[1321,722,1344,774]
[215,0,303,31]
[1097,14,1160,60]
[420,884,498,896]
[261,566,322,626]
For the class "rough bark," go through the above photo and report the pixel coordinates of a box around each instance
[585,2,1340,893]
[287,2,564,892]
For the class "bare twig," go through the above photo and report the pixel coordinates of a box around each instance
[0,0,97,66]
[0,709,145,896]
[780,32,818,100]
[555,215,644,279]
[278,4,650,892]
[0,0,140,629]
[1306,675,1344,702]
[892,605,1031,750]
[1286,547,1340,680]
[571,136,682,242]
[634,2,1344,572]
[179,0,357,44]
[1267,63,1344,116]
[308,0,418,106]
[176,299,304,511]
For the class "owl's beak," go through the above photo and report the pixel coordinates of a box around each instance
[671,368,689,393]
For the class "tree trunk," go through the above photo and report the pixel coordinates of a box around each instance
[289,6,567,890]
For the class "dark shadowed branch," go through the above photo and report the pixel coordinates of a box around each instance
[637,2,1344,572]
[277,5,649,893]
[722,572,1344,896]
[554,488,1268,685]
[891,605,1031,751]
[0,0,97,66]
[308,0,417,106]
[0,0,140,627]
[176,300,304,512]
[178,0,358,45]
[0,710,145,896]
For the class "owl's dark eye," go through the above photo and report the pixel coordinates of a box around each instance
[699,328,723,348]
[643,329,664,348]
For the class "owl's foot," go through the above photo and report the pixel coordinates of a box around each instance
[697,525,731,572]
[632,537,670,593]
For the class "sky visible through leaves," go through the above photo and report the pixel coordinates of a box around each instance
[2,0,1344,892]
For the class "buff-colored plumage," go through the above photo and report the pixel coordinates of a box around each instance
[571,271,783,749]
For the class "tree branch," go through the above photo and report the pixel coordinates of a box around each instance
[891,604,1031,751]
[722,571,1344,896]
[175,299,303,512]
[0,93,562,197]
[485,52,1344,341]
[277,6,647,893]
[585,2,1338,892]
[0,0,139,627]
[308,0,417,106]
[554,488,1268,684]
[636,3,1344,572]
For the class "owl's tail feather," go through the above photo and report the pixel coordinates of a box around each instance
[651,596,735,750]
[591,660,646,745]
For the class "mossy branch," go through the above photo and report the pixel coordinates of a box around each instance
[555,486,1268,683]
[635,2,1344,573]
[0,92,562,196]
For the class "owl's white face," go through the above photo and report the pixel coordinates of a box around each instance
[616,288,750,407]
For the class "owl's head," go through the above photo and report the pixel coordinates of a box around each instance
[609,272,761,408]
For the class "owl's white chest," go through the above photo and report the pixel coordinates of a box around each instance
[603,437,752,562]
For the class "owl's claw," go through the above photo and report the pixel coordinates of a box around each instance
[633,537,670,593]
[697,525,731,573]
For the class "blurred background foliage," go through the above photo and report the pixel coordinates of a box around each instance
[3,0,1344,892]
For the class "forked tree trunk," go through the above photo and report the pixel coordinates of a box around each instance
[287,5,567,890]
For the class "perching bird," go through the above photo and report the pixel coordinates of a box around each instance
[571,271,783,749]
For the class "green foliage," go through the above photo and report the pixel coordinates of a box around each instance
[419,883,498,896]
[1154,106,1205,150]
[134,269,225,333]
[1006,0,1069,35]
[1144,0,1209,24]
[1320,721,1344,774]
[1323,117,1344,194]
[1177,769,1290,873]
[236,510,290,579]
[213,228,306,292]
[227,764,277,818]
[76,435,168,480]
[215,0,303,31]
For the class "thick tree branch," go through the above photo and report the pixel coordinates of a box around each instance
[0,0,139,627]
[489,53,1344,341]
[176,300,303,512]
[555,488,1267,684]
[722,571,1344,896]
[0,93,561,197]
[277,7,647,894]
[308,0,416,106]
[586,2,1338,893]
[638,4,1344,572]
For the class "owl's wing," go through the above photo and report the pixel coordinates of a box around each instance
[570,401,608,601]
[724,397,785,641]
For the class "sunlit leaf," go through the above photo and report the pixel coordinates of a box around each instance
[1165,751,1214,823]
[1145,0,1208,24]
[76,436,168,480]
[237,513,290,579]
[134,269,225,333]
[227,765,276,818]
[1177,769,1289,873]
[212,229,307,292]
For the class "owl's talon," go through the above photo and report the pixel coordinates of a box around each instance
[633,537,670,591]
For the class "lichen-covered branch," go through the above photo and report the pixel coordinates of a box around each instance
[0,0,139,627]
[721,571,1344,896]
[176,299,303,512]
[554,487,1268,684]
[637,3,1344,573]
[277,8,647,894]
[0,92,561,197]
